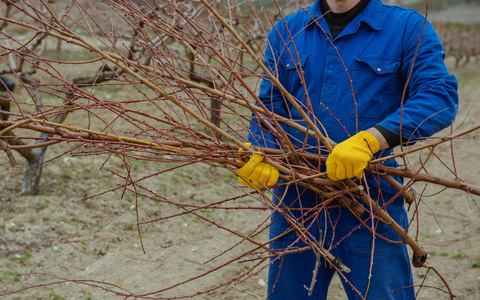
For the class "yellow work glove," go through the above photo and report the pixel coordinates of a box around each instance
[237,144,279,189]
[326,131,380,181]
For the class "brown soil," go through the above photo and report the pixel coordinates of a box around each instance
[0,6,479,298]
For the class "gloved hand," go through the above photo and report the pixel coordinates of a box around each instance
[326,131,380,181]
[237,144,279,189]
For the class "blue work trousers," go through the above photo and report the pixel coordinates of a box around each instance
[267,186,415,300]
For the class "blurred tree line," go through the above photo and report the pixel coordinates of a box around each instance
[402,0,480,11]
[254,0,480,10]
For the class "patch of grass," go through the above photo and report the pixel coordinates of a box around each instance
[155,184,167,194]
[470,261,480,268]
[7,223,24,233]
[20,251,32,263]
[125,222,134,230]
[12,271,23,281]
[0,270,24,282]
[36,200,49,211]
[51,246,62,254]
[49,290,65,300]
[170,175,180,183]
[222,171,237,183]
[38,187,60,197]
[200,209,213,217]
[416,268,428,278]
[448,252,468,259]
[238,198,254,204]
[182,173,195,180]
[16,196,27,202]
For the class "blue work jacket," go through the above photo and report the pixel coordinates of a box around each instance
[248,0,458,197]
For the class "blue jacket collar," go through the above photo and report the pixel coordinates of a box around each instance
[304,0,383,31]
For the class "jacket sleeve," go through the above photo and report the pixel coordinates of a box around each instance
[376,17,459,143]
[247,25,290,149]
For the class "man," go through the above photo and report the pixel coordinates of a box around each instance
[237,0,458,299]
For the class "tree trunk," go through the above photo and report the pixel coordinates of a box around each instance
[20,144,47,195]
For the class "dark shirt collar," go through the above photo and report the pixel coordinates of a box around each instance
[304,0,383,31]
[320,0,370,39]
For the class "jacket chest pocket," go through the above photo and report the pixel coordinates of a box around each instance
[277,52,319,149]
[278,51,309,100]
[349,56,400,122]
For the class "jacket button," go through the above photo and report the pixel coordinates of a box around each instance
[377,67,382,72]
[286,64,290,68]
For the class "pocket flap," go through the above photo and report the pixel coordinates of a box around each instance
[279,52,309,70]
[355,56,399,74]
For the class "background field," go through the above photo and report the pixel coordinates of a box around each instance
[1,1,480,299]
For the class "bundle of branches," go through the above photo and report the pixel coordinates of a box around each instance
[0,0,479,299]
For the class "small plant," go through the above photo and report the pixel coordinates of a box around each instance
[448,252,468,259]
[51,246,62,254]
[239,199,254,204]
[19,251,32,263]
[222,172,237,183]
[49,290,65,300]
[470,261,480,268]
[125,222,134,230]
[200,209,213,217]
[11,271,23,282]
[7,223,23,233]
[417,268,428,278]
[36,200,49,211]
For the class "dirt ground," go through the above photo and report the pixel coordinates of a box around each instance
[0,2,480,298]
[0,56,479,300]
